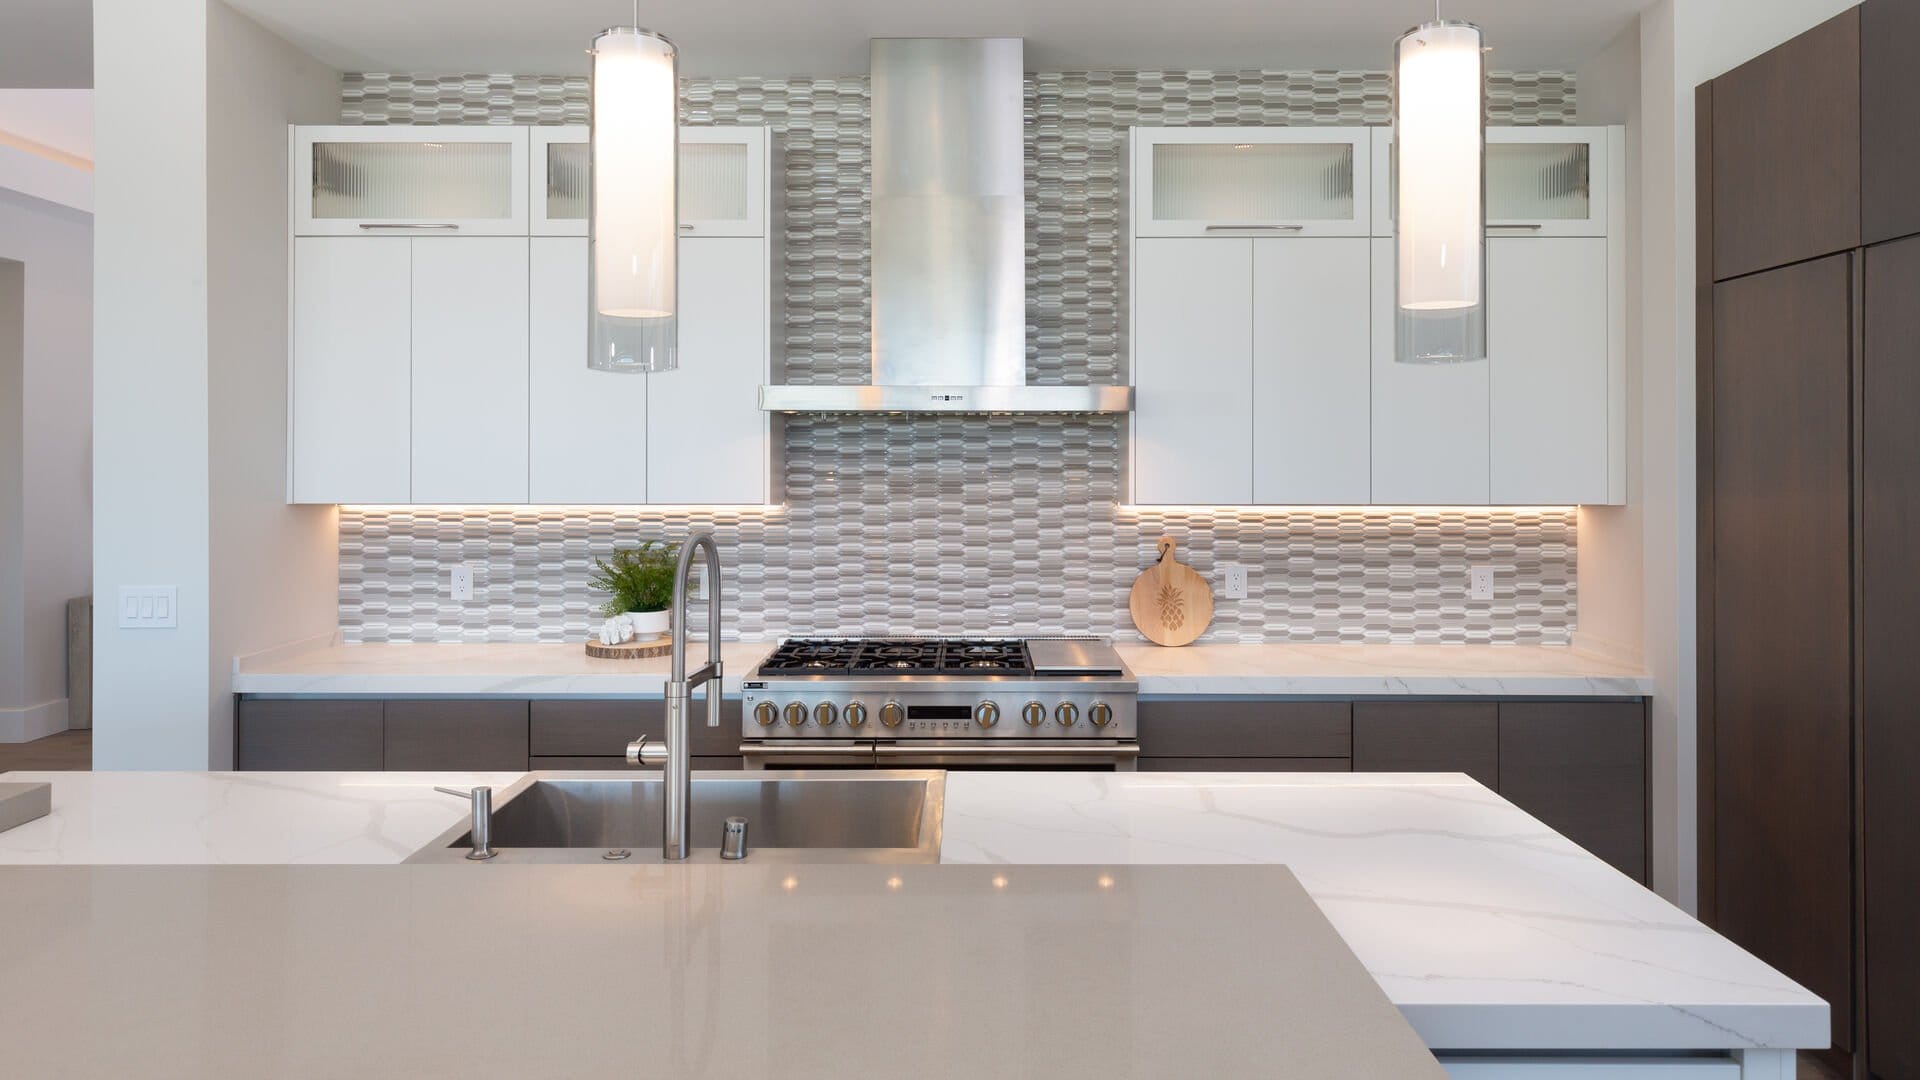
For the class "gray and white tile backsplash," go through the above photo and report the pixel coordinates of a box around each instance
[336,69,1579,645]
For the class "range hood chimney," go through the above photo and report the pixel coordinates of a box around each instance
[760,37,1132,414]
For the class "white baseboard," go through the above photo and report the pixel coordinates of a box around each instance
[0,699,69,743]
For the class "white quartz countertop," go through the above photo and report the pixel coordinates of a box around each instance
[0,862,1443,1079]
[231,640,1652,697]
[0,769,1818,1055]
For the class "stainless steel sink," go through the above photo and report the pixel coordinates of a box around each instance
[406,770,944,864]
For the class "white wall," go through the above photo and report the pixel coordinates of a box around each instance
[1633,0,1860,911]
[0,190,92,743]
[203,0,339,769]
[92,0,337,768]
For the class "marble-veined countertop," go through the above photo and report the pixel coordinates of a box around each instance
[230,640,1653,697]
[0,768,1817,1054]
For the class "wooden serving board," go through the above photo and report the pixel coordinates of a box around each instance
[584,634,673,660]
[1128,535,1214,647]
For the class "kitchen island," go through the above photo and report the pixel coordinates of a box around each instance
[0,769,1819,1077]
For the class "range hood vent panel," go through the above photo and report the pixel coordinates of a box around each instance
[759,37,1133,415]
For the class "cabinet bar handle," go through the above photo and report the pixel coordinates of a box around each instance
[1203,223,1306,232]
[357,223,461,231]
[1487,224,1546,232]
[679,224,695,232]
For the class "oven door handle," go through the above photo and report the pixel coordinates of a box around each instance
[874,744,1140,758]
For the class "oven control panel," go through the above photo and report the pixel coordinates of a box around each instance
[740,685,1137,740]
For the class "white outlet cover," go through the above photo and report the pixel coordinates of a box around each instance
[1220,563,1250,600]
[1468,567,1496,601]
[450,564,474,602]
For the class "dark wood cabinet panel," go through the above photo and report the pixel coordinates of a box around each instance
[1863,236,1920,1079]
[1139,758,1348,773]
[1710,8,1860,280]
[1709,255,1855,1049]
[1498,702,1647,883]
[384,700,529,771]
[529,755,744,771]
[236,699,383,770]
[1351,702,1498,788]
[530,699,740,758]
[1863,0,1920,245]
[1137,700,1349,758]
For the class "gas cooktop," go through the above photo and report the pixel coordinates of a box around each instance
[758,638,1034,677]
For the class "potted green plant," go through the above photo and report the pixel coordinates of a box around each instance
[588,541,681,638]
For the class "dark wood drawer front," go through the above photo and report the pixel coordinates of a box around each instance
[529,755,744,772]
[1498,702,1648,884]
[530,699,740,758]
[1351,702,1498,788]
[384,701,528,771]
[237,700,383,770]
[1139,758,1350,773]
[1138,700,1350,758]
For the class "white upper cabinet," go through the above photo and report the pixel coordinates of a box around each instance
[648,237,772,504]
[1132,237,1256,504]
[1251,238,1371,504]
[531,126,770,237]
[1135,127,1372,238]
[291,237,412,503]
[528,237,649,503]
[296,126,529,236]
[409,237,530,504]
[1371,126,1615,238]
[1368,236,1491,505]
[1487,237,1611,505]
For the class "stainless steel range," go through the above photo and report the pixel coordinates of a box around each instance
[740,638,1139,770]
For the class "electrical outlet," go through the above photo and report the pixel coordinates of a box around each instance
[1219,563,1250,600]
[1468,566,1496,601]
[450,564,475,602]
[117,586,179,629]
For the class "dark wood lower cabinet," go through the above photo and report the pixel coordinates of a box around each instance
[1139,757,1348,773]
[528,755,744,771]
[236,699,383,770]
[1138,699,1350,758]
[1351,702,1498,788]
[530,699,741,759]
[1498,703,1647,883]
[383,700,529,771]
[1864,235,1920,1080]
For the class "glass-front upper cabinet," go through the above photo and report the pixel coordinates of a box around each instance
[295,126,530,236]
[1132,127,1373,237]
[1370,126,1618,238]
[531,126,768,237]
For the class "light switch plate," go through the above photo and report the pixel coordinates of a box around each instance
[117,586,179,629]
[450,564,474,602]
[1468,567,1496,601]
[1220,563,1249,600]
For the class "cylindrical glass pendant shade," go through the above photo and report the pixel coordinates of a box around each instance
[1393,20,1486,364]
[588,27,678,373]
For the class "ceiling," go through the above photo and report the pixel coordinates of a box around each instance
[0,0,91,88]
[220,0,1643,77]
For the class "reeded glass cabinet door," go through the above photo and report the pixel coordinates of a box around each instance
[530,126,767,237]
[1134,127,1372,237]
[295,126,529,236]
[1370,126,1613,238]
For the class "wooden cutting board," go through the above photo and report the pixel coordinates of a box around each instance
[1128,536,1214,646]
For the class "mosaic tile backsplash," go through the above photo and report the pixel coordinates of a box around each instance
[336,70,1580,645]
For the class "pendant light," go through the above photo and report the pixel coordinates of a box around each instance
[1392,11,1486,364]
[588,26,678,373]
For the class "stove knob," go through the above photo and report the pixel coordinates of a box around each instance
[753,701,779,727]
[880,702,905,729]
[844,702,868,729]
[814,702,838,727]
[1056,702,1080,728]
[1088,702,1114,729]
[1021,701,1047,728]
[784,702,808,728]
[975,701,1000,729]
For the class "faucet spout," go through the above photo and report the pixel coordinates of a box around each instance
[655,530,723,860]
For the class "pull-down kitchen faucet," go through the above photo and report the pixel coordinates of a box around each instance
[626,531,723,860]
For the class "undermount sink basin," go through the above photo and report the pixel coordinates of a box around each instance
[407,770,945,864]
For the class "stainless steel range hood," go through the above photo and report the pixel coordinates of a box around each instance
[760,38,1132,415]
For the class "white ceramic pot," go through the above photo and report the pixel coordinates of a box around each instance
[626,609,670,638]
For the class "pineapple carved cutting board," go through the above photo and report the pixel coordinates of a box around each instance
[1128,536,1214,647]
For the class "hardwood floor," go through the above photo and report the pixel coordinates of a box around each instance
[1798,1050,1849,1079]
[0,730,91,772]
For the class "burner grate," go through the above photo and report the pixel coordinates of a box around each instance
[758,639,1035,677]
